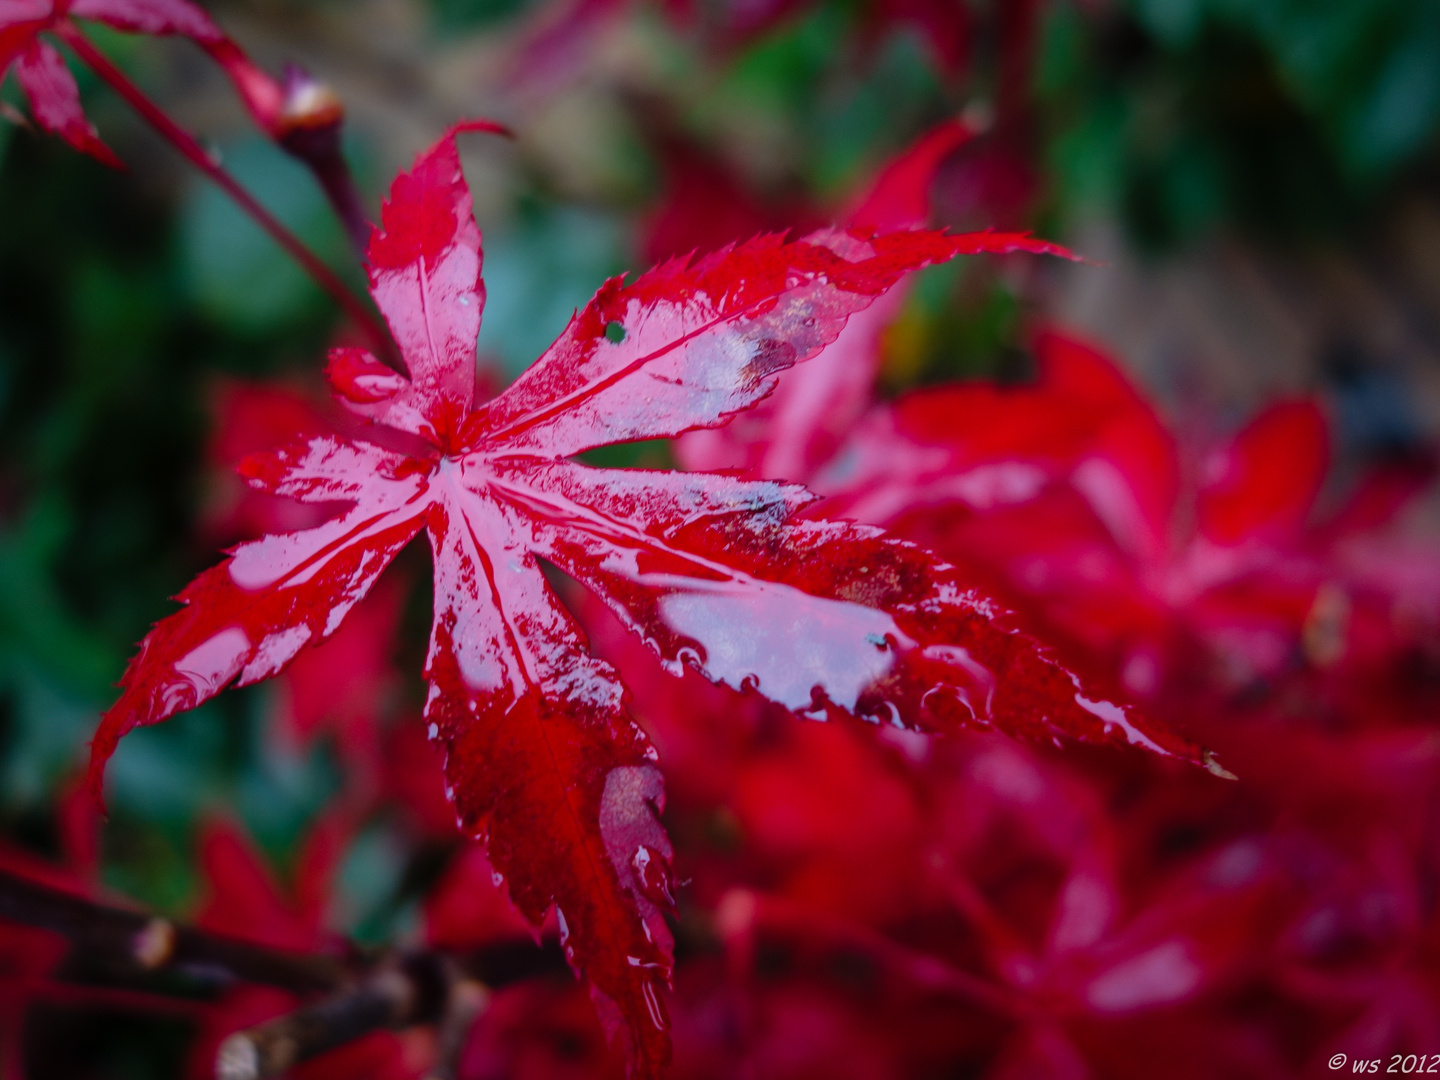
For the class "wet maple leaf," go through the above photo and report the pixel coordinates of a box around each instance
[89,124,1207,1076]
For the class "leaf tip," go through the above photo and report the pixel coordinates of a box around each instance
[233,451,271,488]
[450,117,515,141]
[325,345,408,407]
[847,116,975,233]
[84,728,117,818]
[86,138,125,170]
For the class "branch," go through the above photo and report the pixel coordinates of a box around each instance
[428,972,489,1080]
[0,867,346,994]
[54,22,396,361]
[0,865,570,1078]
[216,951,514,1080]
[217,963,423,1080]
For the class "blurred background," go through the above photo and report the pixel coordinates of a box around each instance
[3,0,1440,1075]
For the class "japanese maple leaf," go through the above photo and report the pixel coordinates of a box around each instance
[89,123,1206,1077]
[0,0,226,165]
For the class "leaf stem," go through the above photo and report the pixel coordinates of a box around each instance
[199,40,373,260]
[55,22,394,357]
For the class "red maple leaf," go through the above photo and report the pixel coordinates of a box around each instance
[88,123,1207,1076]
[0,0,227,164]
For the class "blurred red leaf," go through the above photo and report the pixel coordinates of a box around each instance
[800,329,1426,699]
[0,0,345,173]
[194,817,341,954]
[1198,399,1328,545]
[383,719,465,839]
[10,38,120,165]
[276,575,403,776]
[0,0,224,163]
[509,0,986,96]
[425,843,535,950]
[638,134,811,268]
[202,379,347,543]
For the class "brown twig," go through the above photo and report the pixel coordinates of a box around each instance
[0,866,569,1078]
[212,950,502,1080]
[0,867,346,993]
[426,962,489,1080]
[216,964,422,1080]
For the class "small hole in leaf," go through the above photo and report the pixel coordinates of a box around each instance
[604,320,626,344]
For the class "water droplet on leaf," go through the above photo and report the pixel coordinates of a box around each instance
[632,844,674,907]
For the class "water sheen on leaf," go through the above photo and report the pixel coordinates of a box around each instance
[91,124,1206,1077]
